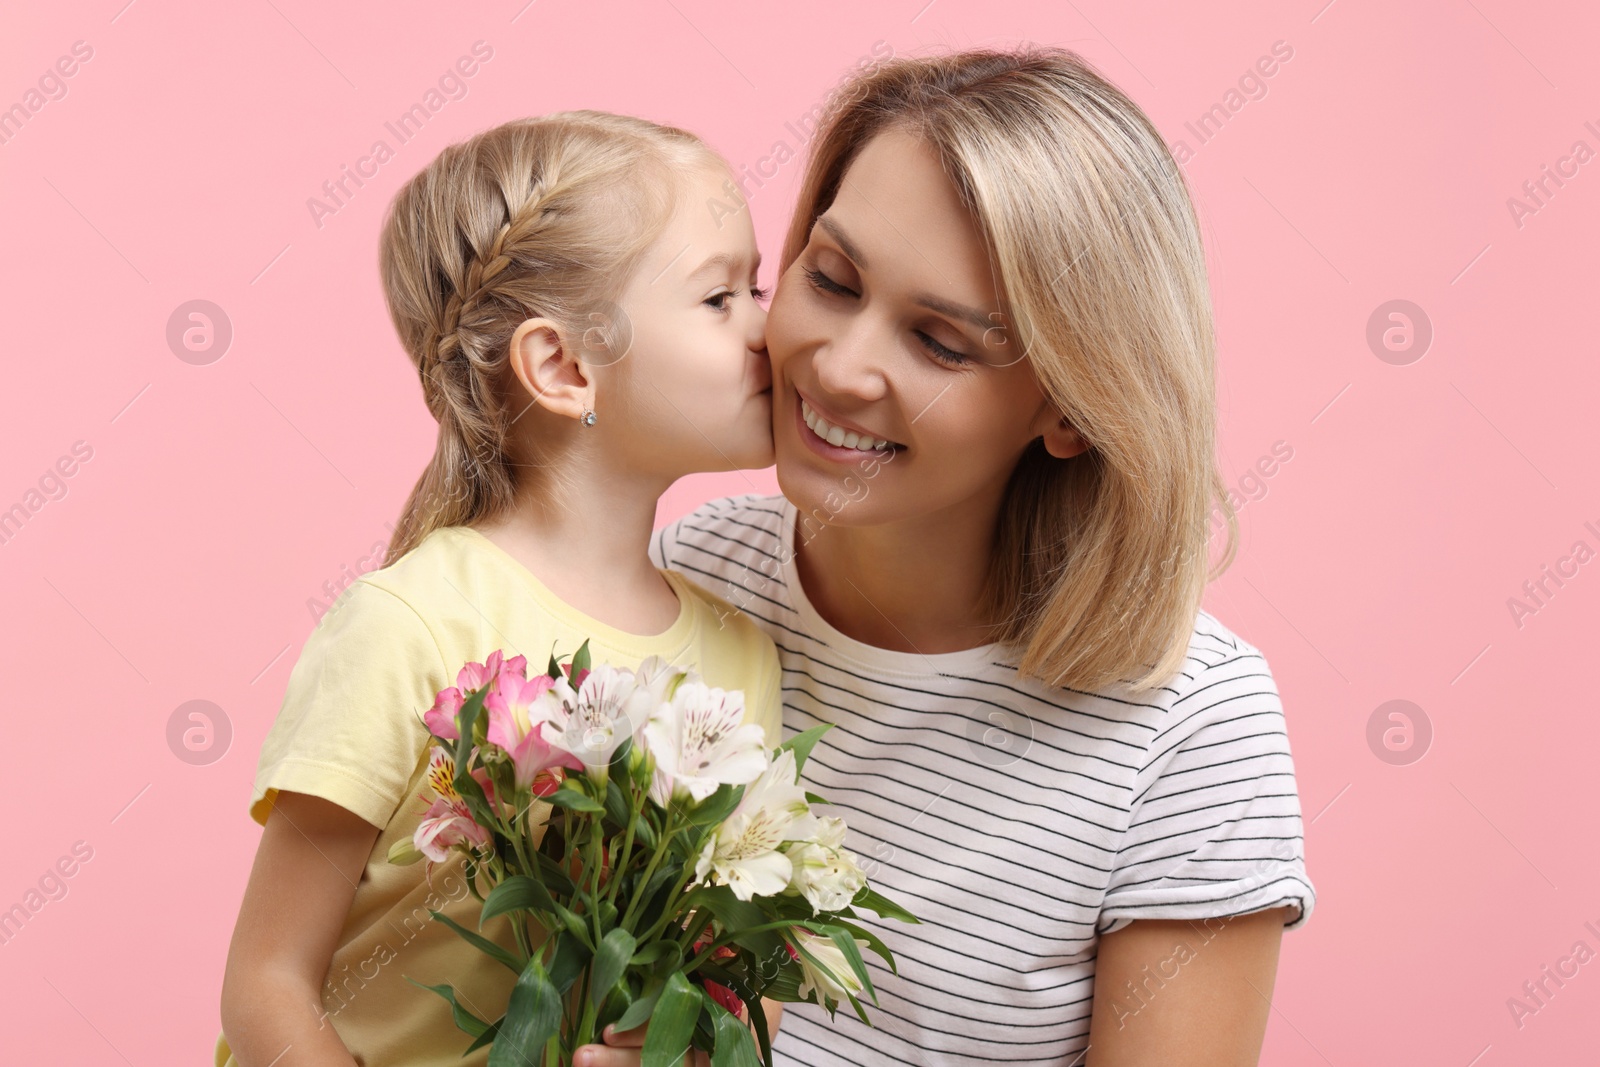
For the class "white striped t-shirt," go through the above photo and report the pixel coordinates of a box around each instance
[650,493,1316,1066]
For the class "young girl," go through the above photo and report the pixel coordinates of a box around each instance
[216,111,784,1067]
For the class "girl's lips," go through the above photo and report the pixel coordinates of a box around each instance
[792,390,904,464]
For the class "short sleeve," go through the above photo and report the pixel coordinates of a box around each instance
[1099,646,1316,934]
[649,514,682,571]
[248,579,448,830]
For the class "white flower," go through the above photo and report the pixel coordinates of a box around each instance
[694,749,818,900]
[783,816,867,913]
[791,929,868,1007]
[632,655,683,708]
[643,679,769,806]
[543,664,659,777]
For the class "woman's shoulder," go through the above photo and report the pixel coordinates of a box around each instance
[654,493,788,565]
[1027,606,1282,759]
[1125,607,1291,759]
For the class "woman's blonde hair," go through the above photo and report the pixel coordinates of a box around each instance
[784,47,1237,695]
[380,110,724,562]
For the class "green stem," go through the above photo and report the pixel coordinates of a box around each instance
[619,808,679,931]
[605,778,641,909]
[640,882,705,945]
[587,816,605,944]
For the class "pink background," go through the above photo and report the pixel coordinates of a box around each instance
[2,0,1596,1062]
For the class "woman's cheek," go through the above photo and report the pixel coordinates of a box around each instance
[764,277,808,375]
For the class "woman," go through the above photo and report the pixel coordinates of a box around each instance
[605,45,1316,1066]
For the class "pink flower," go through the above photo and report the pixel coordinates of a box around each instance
[485,672,584,790]
[414,795,490,862]
[424,686,464,740]
[457,649,529,693]
[425,650,530,740]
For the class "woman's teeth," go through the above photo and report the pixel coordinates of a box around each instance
[802,399,899,452]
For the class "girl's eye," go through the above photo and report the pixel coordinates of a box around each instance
[750,285,771,302]
[915,331,970,367]
[705,286,768,312]
[802,266,855,298]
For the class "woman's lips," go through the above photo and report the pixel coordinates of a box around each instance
[793,390,904,463]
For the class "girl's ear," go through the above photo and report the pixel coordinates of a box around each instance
[508,316,594,422]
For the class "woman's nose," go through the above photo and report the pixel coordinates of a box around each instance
[811,316,889,403]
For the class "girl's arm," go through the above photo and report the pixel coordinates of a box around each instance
[1085,906,1292,1066]
[219,790,381,1067]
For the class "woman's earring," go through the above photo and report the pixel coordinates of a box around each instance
[580,407,597,427]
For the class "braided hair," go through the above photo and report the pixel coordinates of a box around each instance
[378,111,722,563]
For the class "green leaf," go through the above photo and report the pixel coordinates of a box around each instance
[641,971,701,1067]
[571,638,592,679]
[590,927,638,1009]
[814,923,877,1006]
[849,885,919,924]
[463,1018,502,1054]
[706,992,762,1067]
[773,723,832,776]
[480,875,559,926]
[547,780,605,813]
[489,956,562,1067]
[826,917,899,976]
[611,977,663,1034]
[533,848,577,897]
[599,981,635,1036]
[748,989,774,1067]
[604,774,630,826]
[451,768,496,838]
[631,865,684,936]
[696,886,786,960]
[687,782,746,827]
[629,940,682,969]
[547,930,592,996]
[803,791,831,806]
[451,686,488,783]
[405,978,491,1038]
[424,908,523,973]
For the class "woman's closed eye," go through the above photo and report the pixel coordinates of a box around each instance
[802,265,855,299]
[803,266,972,367]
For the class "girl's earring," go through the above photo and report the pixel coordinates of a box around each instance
[580,406,597,427]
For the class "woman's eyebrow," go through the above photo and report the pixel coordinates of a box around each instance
[816,214,868,268]
[816,213,995,333]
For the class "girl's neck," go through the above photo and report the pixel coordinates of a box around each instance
[793,490,1006,656]
[471,464,682,637]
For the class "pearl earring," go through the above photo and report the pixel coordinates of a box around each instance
[580,407,597,427]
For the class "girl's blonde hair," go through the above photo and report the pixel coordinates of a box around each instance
[380,111,724,562]
[784,47,1237,695]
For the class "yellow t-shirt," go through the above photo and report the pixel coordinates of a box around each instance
[214,524,781,1067]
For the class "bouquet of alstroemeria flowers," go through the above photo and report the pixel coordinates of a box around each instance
[388,642,916,1067]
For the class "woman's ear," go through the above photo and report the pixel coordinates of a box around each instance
[508,316,594,422]
[1040,415,1089,460]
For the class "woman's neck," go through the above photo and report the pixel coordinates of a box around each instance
[471,460,681,636]
[793,493,1005,656]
